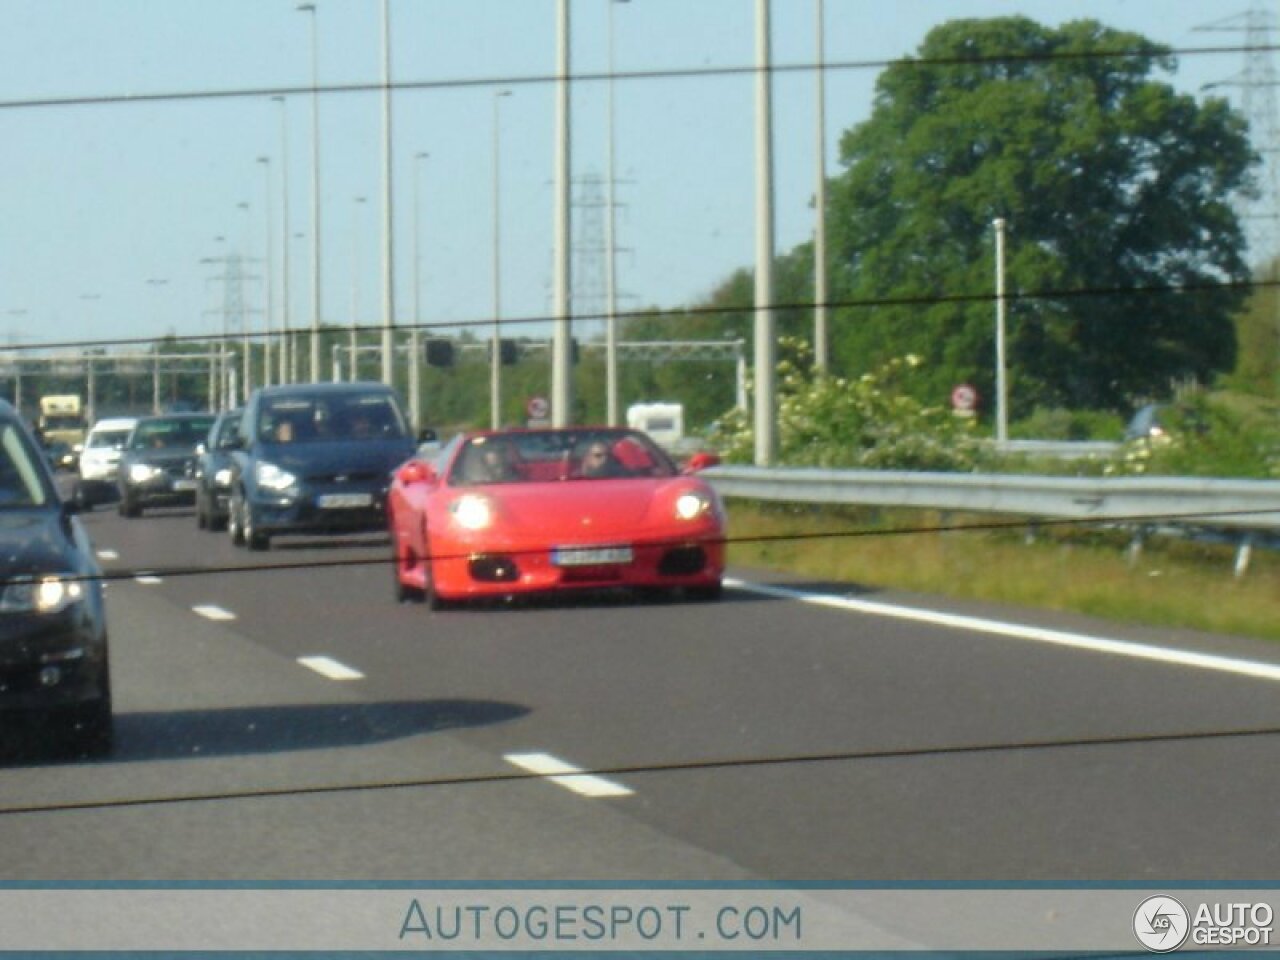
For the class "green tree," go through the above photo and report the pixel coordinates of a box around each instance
[828,17,1256,414]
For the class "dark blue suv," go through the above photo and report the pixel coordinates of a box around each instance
[227,382,417,551]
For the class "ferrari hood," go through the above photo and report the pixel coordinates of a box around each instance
[485,478,665,534]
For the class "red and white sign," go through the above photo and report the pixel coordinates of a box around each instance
[951,383,978,413]
[526,396,550,423]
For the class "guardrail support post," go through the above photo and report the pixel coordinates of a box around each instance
[1125,526,1146,568]
[1234,533,1255,579]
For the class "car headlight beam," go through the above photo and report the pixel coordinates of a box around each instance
[674,491,711,521]
[255,461,298,493]
[0,574,85,615]
[129,463,162,483]
[450,494,493,530]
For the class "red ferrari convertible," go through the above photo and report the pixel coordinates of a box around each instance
[388,428,725,608]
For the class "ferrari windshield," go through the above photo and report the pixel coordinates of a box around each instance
[450,430,677,487]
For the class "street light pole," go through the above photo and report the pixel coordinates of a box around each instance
[551,0,573,427]
[236,201,253,402]
[411,151,429,431]
[993,217,1009,446]
[350,196,368,382]
[298,2,322,384]
[257,155,274,388]
[813,0,829,372]
[605,0,630,425]
[492,90,512,430]
[272,95,292,385]
[379,0,396,387]
[753,0,777,465]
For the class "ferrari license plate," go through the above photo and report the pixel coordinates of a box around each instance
[552,545,633,567]
[317,492,373,509]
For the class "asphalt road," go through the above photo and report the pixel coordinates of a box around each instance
[3,498,1279,881]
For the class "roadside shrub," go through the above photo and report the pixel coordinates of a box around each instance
[709,338,987,471]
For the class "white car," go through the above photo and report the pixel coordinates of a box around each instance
[76,417,138,509]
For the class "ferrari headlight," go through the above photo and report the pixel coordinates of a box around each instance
[255,461,298,492]
[129,463,162,483]
[0,574,85,614]
[674,491,711,520]
[450,494,493,530]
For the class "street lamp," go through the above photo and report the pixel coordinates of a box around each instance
[298,2,322,383]
[271,95,292,385]
[753,0,777,465]
[605,0,630,425]
[551,0,572,427]
[813,0,828,372]
[257,155,274,388]
[349,195,368,381]
[993,217,1009,446]
[379,0,396,387]
[237,200,253,402]
[492,89,512,430]
[411,150,429,431]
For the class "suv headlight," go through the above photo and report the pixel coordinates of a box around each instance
[255,461,298,492]
[0,574,85,614]
[129,463,162,483]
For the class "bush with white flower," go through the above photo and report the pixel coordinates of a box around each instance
[710,338,987,471]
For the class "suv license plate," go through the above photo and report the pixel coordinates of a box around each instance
[317,493,374,509]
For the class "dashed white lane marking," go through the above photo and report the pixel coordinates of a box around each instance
[193,605,236,622]
[726,577,1280,684]
[297,656,365,681]
[96,549,119,561]
[133,574,163,585]
[504,751,634,798]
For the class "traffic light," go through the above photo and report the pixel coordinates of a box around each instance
[424,338,454,368]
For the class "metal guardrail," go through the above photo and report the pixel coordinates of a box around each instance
[705,466,1280,533]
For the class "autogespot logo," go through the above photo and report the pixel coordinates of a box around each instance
[1134,895,1190,953]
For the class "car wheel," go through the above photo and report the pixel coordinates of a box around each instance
[118,496,141,518]
[392,527,420,603]
[243,506,269,551]
[421,546,452,612]
[55,671,113,760]
[228,493,245,546]
[195,492,207,529]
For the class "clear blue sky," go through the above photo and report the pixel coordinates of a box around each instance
[0,0,1255,353]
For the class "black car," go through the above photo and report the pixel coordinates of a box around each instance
[194,408,243,531]
[227,382,417,550]
[0,400,112,757]
[117,413,216,517]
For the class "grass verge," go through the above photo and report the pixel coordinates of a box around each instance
[725,500,1280,642]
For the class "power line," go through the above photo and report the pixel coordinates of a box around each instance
[0,42,1268,114]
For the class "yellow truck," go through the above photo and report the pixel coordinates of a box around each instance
[38,394,87,449]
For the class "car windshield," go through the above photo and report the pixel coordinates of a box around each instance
[86,429,132,451]
[130,417,215,450]
[450,430,675,487]
[258,394,407,444]
[0,423,48,508]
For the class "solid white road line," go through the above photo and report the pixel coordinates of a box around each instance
[726,577,1280,684]
[505,751,634,798]
[192,605,237,622]
[133,574,163,585]
[96,549,119,561]
[297,656,365,681]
